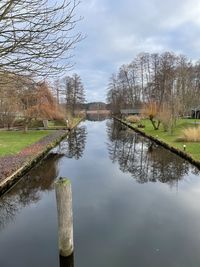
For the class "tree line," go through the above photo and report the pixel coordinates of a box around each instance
[0,72,85,131]
[107,52,200,120]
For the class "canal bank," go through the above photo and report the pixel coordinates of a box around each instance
[114,117,200,170]
[0,119,83,196]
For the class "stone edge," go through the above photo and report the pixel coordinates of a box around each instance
[114,117,200,170]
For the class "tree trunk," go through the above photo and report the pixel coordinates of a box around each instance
[150,118,160,130]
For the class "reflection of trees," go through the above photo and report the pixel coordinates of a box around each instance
[60,254,74,267]
[86,113,109,121]
[107,120,199,186]
[58,126,87,159]
[0,153,61,230]
[146,146,190,185]
[0,196,19,230]
[0,125,87,230]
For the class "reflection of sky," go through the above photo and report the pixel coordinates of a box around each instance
[68,0,200,101]
[0,192,59,267]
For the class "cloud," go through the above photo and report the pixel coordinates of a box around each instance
[69,0,200,102]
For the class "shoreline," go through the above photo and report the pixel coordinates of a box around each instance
[0,119,83,196]
[114,117,200,170]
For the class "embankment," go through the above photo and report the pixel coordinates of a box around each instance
[114,117,200,170]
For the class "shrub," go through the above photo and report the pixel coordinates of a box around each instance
[52,119,66,126]
[126,115,140,124]
[29,119,44,128]
[158,109,172,132]
[178,126,200,142]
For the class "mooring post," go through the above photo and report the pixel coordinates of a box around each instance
[55,177,74,257]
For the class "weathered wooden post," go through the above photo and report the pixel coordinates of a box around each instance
[55,177,74,257]
[43,119,48,129]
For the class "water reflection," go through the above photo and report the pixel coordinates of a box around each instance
[0,124,87,232]
[1,120,200,267]
[107,120,199,186]
[55,126,87,159]
[59,254,74,267]
[0,153,61,230]
[86,113,110,121]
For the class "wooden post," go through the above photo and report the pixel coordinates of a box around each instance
[55,177,74,257]
[43,119,48,129]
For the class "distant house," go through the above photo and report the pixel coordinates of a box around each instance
[191,107,200,119]
[120,108,142,116]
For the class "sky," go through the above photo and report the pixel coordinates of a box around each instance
[69,0,200,102]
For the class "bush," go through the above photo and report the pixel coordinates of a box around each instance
[126,115,140,124]
[29,120,44,128]
[52,119,66,126]
[13,119,24,127]
[178,126,200,142]
[158,110,172,132]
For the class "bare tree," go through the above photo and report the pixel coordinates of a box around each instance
[0,85,19,129]
[107,74,127,114]
[107,51,199,124]
[0,0,82,77]
[62,73,85,115]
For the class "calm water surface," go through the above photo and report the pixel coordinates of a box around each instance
[0,119,200,267]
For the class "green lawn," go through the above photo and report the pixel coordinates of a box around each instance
[128,118,200,161]
[0,130,51,156]
[0,117,83,157]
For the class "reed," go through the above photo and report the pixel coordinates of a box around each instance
[179,126,200,142]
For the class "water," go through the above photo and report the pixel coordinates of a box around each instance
[0,119,200,267]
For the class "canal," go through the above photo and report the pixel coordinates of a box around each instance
[0,118,200,267]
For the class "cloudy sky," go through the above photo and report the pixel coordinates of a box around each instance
[70,0,200,102]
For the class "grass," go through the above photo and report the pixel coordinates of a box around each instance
[0,116,83,157]
[128,118,200,161]
[0,130,52,157]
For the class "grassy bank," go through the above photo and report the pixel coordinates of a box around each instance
[0,116,83,194]
[0,117,84,157]
[126,118,200,161]
[0,130,52,156]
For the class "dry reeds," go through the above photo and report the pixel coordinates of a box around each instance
[179,126,200,142]
[126,115,140,124]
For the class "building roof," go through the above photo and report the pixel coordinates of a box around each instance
[191,107,200,111]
